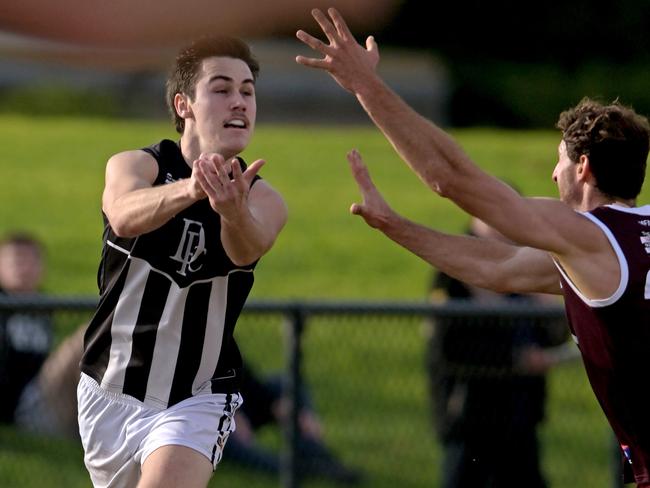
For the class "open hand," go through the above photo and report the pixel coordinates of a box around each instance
[295,8,380,94]
[193,153,265,221]
[347,149,395,229]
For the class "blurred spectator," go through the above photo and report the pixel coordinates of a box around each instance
[224,361,363,484]
[0,232,52,424]
[425,218,578,488]
[0,231,82,438]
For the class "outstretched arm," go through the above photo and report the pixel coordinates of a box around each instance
[346,150,561,295]
[296,9,616,299]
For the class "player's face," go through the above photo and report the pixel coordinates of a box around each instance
[186,56,256,158]
[552,140,580,206]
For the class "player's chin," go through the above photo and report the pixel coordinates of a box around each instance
[222,132,252,155]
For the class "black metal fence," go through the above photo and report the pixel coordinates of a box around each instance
[0,296,625,488]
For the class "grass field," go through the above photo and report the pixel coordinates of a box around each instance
[0,114,588,299]
[1,114,645,487]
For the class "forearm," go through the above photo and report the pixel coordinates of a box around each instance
[220,209,277,266]
[379,213,529,293]
[354,75,472,195]
[105,179,200,237]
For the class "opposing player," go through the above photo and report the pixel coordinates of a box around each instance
[296,8,650,487]
[77,36,287,488]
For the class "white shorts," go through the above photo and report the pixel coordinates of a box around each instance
[77,373,241,488]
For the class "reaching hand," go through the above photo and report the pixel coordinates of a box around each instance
[295,8,380,94]
[193,153,265,222]
[347,149,395,230]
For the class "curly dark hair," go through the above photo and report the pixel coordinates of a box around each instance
[166,36,259,134]
[556,98,650,200]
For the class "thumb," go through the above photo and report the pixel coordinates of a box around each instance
[350,202,364,216]
[243,158,266,183]
[366,35,378,53]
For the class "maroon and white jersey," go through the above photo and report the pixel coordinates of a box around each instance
[554,204,650,484]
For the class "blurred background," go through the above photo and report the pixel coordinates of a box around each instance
[0,0,649,126]
[1,1,648,487]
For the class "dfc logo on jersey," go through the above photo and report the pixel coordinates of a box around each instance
[170,218,207,276]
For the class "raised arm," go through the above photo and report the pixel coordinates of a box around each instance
[296,8,615,299]
[347,150,561,295]
[102,150,205,237]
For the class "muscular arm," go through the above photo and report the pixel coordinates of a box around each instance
[220,180,288,266]
[384,215,561,295]
[347,149,561,295]
[102,150,204,237]
[297,8,616,299]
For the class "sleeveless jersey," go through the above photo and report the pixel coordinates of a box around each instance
[80,139,260,409]
[554,204,650,484]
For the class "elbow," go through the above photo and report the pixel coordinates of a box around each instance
[471,268,513,295]
[110,220,140,238]
[229,249,263,267]
[228,238,275,267]
[105,209,140,238]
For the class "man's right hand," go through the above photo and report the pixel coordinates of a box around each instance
[347,149,396,230]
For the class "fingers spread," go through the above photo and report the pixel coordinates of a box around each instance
[195,161,217,198]
[311,8,339,44]
[328,8,353,41]
[296,30,329,53]
[295,55,329,69]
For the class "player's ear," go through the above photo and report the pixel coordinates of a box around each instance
[577,154,593,183]
[174,93,193,119]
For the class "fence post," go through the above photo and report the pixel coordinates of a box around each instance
[281,306,305,488]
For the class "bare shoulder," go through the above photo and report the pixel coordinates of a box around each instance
[528,198,623,299]
[106,149,158,182]
[107,149,157,168]
[250,179,286,204]
[249,179,288,226]
[526,197,611,255]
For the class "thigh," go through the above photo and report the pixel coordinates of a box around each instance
[136,392,241,478]
[138,445,212,488]
[77,374,142,488]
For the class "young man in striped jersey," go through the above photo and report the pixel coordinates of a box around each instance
[78,36,287,488]
[296,8,650,487]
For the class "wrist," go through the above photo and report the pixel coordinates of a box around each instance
[184,178,205,202]
[354,73,386,103]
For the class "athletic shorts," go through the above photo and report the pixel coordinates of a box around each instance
[77,373,241,488]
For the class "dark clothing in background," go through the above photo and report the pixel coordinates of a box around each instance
[0,291,52,423]
[428,273,566,488]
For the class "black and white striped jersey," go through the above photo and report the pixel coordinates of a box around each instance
[81,139,259,409]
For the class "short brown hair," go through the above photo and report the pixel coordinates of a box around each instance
[166,36,260,134]
[0,232,42,254]
[557,98,650,200]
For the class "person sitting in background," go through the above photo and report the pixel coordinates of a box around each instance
[0,231,83,439]
[0,232,53,425]
[223,360,363,484]
[426,218,578,488]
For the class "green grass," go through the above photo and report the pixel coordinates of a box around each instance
[0,115,601,299]
[1,115,644,487]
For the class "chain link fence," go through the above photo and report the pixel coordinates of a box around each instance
[0,296,624,488]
